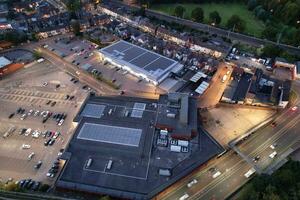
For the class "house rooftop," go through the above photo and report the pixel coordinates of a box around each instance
[0,56,12,68]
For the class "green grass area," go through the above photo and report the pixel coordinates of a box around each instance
[150,3,265,37]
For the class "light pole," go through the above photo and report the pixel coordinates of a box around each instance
[227,24,235,39]
[277,26,287,45]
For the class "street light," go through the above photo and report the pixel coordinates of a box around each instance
[227,24,235,39]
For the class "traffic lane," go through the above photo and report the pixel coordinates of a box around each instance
[242,113,300,154]
[256,122,300,170]
[195,160,250,200]
[198,63,232,108]
[238,109,299,153]
[159,152,241,200]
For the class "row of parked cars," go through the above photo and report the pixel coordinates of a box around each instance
[18,179,41,191]
[46,159,61,178]
[9,106,68,127]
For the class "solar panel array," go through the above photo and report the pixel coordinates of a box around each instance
[190,71,208,83]
[100,40,177,81]
[133,103,146,110]
[195,81,209,94]
[131,103,146,118]
[77,123,142,147]
[80,104,106,118]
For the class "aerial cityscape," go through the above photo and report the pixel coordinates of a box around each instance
[0,0,300,200]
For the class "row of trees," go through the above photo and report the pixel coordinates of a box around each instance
[137,0,245,4]
[173,6,245,32]
[246,0,300,46]
[137,0,300,46]
[0,30,28,45]
[247,0,300,26]
[238,160,300,200]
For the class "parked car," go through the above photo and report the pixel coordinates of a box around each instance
[8,113,15,119]
[27,152,35,161]
[22,144,31,149]
[25,128,32,136]
[34,160,43,169]
[20,114,27,120]
[44,138,51,146]
[49,139,55,146]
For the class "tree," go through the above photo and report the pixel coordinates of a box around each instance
[256,8,269,21]
[33,50,42,60]
[4,30,27,45]
[66,0,81,12]
[280,2,300,25]
[191,7,204,23]
[247,0,257,11]
[99,195,112,200]
[39,184,50,192]
[226,15,246,32]
[209,11,221,25]
[71,20,81,36]
[262,25,278,41]
[173,5,185,18]
[261,44,282,57]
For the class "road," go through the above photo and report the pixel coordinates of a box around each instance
[105,0,300,55]
[198,63,232,108]
[156,81,300,200]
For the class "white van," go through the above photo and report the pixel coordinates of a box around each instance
[37,58,45,63]
[107,160,113,170]
[269,151,277,158]
[244,168,256,178]
[86,158,93,167]
[212,171,221,178]
[179,193,189,200]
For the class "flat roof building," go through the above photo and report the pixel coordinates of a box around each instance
[0,56,11,68]
[98,40,183,85]
[56,94,223,199]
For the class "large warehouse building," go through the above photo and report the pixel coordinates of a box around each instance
[98,40,183,85]
[56,94,223,199]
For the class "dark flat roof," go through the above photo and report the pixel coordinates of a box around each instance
[57,95,223,199]
[232,72,253,102]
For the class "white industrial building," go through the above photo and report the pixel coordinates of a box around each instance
[98,40,183,85]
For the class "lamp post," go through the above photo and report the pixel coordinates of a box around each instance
[227,24,235,39]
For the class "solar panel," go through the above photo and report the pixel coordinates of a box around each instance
[77,123,142,147]
[195,82,209,94]
[102,41,131,54]
[144,57,174,71]
[80,104,106,118]
[122,46,146,62]
[133,103,146,110]
[190,71,208,83]
[99,40,179,84]
[131,52,159,68]
[131,109,143,118]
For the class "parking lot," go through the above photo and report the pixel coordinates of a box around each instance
[43,37,164,97]
[201,105,276,147]
[0,60,88,187]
